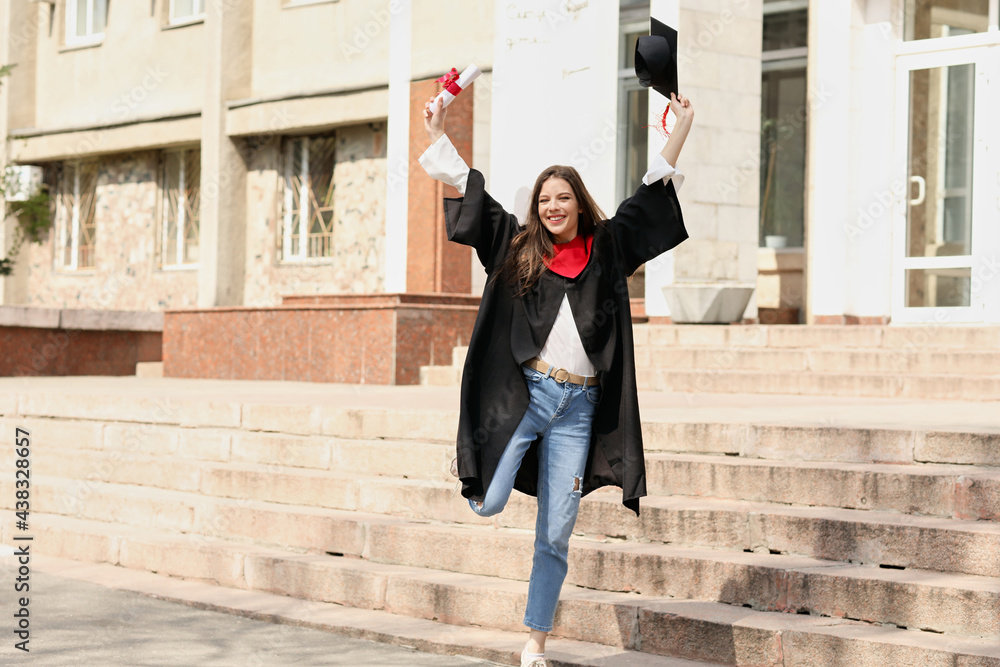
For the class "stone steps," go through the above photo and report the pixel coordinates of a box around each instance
[8,513,1000,665]
[645,453,1000,520]
[5,376,1000,664]
[19,444,1000,520]
[9,410,1000,469]
[419,326,1000,396]
[5,473,1000,582]
[426,363,1000,399]
[636,368,1000,400]
[634,325,1000,350]
[638,347,1000,375]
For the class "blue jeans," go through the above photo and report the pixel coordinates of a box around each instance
[469,364,601,632]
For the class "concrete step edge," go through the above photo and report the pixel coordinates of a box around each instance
[19,521,1000,664]
[15,473,1000,539]
[8,487,1000,630]
[6,413,1000,469]
[16,444,1000,522]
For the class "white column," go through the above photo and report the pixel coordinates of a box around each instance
[805,0,853,322]
[490,1,620,218]
[384,1,412,294]
[844,1,895,320]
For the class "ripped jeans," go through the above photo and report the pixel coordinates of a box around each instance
[470,364,600,632]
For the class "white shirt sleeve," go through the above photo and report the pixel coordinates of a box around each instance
[641,153,685,191]
[417,134,471,196]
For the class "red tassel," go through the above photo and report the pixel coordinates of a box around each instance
[642,101,672,138]
[660,101,672,137]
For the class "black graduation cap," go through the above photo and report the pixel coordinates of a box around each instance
[635,17,678,100]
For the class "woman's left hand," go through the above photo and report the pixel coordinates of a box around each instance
[670,92,694,124]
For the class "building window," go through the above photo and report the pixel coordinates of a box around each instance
[56,161,99,271]
[903,0,998,41]
[169,0,206,24]
[617,6,651,299]
[759,0,807,248]
[161,149,201,268]
[279,134,337,262]
[66,0,108,46]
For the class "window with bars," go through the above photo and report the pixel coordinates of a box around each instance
[161,149,201,268]
[279,134,337,262]
[169,0,206,23]
[66,0,108,45]
[56,161,99,271]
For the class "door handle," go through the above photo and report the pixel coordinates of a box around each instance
[910,175,926,206]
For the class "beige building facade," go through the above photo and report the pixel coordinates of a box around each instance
[2,0,998,325]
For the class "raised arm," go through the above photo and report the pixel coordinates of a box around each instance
[612,93,694,276]
[420,97,518,273]
[659,92,694,168]
[423,96,447,145]
[419,96,471,195]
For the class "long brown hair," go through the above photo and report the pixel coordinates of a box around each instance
[498,165,607,295]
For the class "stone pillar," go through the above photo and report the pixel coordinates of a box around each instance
[648,0,763,323]
[1,0,38,306]
[198,1,252,307]
[805,0,852,323]
[844,1,893,323]
[489,0,620,217]
[406,77,474,295]
[384,1,411,294]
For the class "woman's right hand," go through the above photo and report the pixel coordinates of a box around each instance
[424,96,447,144]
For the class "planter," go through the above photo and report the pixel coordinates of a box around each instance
[661,284,756,324]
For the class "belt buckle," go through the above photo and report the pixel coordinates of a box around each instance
[552,368,570,384]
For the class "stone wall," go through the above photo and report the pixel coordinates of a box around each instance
[164,295,478,385]
[22,151,199,310]
[242,123,388,307]
[644,0,763,321]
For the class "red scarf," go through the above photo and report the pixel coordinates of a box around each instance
[544,233,592,279]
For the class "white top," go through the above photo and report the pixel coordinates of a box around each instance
[418,135,685,378]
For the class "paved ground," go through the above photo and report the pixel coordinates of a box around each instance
[0,552,501,667]
[2,375,999,432]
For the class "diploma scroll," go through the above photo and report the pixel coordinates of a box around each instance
[433,64,481,110]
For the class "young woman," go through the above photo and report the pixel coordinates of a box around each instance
[420,93,693,667]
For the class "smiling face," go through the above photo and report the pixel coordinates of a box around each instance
[537,177,583,243]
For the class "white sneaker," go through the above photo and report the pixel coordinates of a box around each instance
[520,653,546,667]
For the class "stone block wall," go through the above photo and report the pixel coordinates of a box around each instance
[241,123,388,308]
[18,151,199,311]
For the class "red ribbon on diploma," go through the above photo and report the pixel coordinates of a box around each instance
[437,68,462,96]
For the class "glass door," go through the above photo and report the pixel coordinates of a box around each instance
[892,43,999,323]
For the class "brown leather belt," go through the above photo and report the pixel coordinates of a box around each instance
[523,356,600,386]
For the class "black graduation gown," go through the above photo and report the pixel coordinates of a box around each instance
[444,168,687,516]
